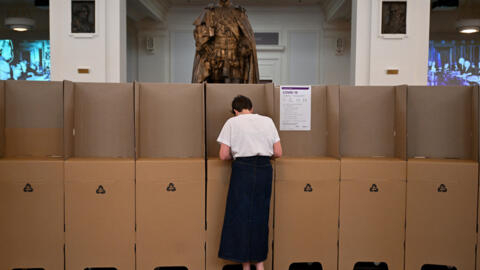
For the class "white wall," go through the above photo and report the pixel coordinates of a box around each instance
[134,5,351,85]
[351,0,430,85]
[323,28,351,85]
[50,0,127,82]
[137,26,170,82]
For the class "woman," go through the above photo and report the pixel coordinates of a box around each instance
[217,95,282,270]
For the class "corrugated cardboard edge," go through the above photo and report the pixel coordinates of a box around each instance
[204,82,211,160]
[476,84,480,270]
[264,83,275,119]
[395,85,407,160]
[327,85,340,158]
[202,83,206,159]
[472,86,479,162]
[272,85,279,128]
[0,80,5,157]
[63,80,74,159]
[134,81,140,160]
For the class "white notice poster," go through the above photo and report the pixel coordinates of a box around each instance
[280,85,311,131]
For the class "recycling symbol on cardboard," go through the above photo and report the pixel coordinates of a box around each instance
[167,183,176,192]
[304,184,313,192]
[369,184,379,192]
[23,183,34,193]
[96,185,106,194]
[438,184,448,193]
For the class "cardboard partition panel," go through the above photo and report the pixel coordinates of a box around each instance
[65,158,135,270]
[3,80,64,158]
[136,159,205,270]
[206,84,274,270]
[406,86,479,270]
[0,81,4,157]
[135,83,205,270]
[273,85,340,157]
[135,83,204,159]
[340,158,406,270]
[339,86,407,270]
[0,159,64,270]
[407,86,478,160]
[0,81,64,270]
[64,82,135,270]
[272,85,340,270]
[340,85,406,158]
[406,160,477,270]
[274,158,340,270]
[64,82,135,158]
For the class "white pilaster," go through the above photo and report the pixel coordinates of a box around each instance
[50,0,127,82]
[350,0,430,85]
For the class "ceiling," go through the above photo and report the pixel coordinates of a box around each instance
[128,0,350,24]
[430,0,480,38]
[0,0,49,38]
[168,0,324,7]
[0,0,35,4]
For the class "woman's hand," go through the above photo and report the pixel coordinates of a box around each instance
[219,143,233,160]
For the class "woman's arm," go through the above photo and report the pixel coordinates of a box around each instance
[219,143,233,161]
[273,141,282,159]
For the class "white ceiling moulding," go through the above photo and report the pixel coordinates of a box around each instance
[138,0,171,24]
[324,0,347,22]
[4,17,35,32]
[168,0,323,7]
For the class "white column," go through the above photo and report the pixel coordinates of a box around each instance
[50,0,127,82]
[350,0,430,85]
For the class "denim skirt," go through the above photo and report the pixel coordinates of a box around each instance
[218,156,273,263]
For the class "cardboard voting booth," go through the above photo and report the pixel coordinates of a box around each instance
[339,85,407,270]
[64,82,136,270]
[273,85,340,270]
[135,83,205,270]
[206,83,274,270]
[406,85,479,270]
[0,80,64,270]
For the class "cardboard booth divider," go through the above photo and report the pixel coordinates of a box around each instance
[0,81,3,156]
[206,83,274,270]
[406,86,479,270]
[274,158,340,270]
[0,80,65,270]
[339,85,407,270]
[63,81,135,270]
[3,81,64,158]
[272,85,341,270]
[134,83,205,270]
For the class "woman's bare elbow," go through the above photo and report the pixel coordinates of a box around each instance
[219,145,232,161]
[219,153,231,161]
[273,142,283,158]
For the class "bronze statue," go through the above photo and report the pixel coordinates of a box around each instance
[192,0,259,84]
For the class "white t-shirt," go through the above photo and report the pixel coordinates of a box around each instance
[217,114,280,159]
